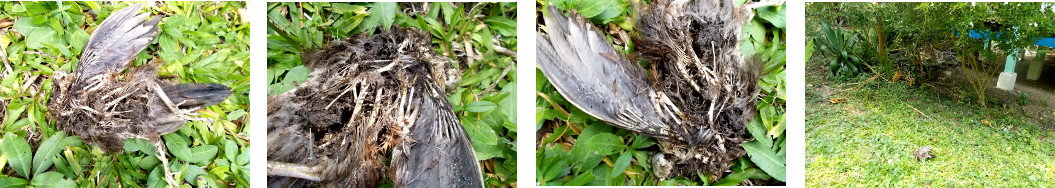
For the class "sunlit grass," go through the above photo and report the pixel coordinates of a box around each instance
[806,79,1055,187]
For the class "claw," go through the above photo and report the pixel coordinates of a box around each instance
[154,141,179,188]
[267,161,324,182]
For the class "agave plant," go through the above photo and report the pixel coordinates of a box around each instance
[816,22,864,80]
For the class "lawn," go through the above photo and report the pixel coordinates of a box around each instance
[0,2,250,187]
[806,58,1055,186]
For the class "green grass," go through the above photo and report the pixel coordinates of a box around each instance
[806,76,1055,186]
[535,0,786,185]
[0,1,249,187]
[266,2,518,187]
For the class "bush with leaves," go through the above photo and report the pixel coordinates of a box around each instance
[0,1,250,187]
[815,22,864,80]
[267,2,518,187]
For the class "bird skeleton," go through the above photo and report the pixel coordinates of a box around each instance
[267,27,484,187]
[48,4,232,187]
[537,0,783,180]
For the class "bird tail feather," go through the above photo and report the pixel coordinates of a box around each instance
[163,83,232,109]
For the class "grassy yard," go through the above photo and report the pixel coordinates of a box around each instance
[806,65,1055,186]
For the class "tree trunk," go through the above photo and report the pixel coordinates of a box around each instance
[876,7,886,64]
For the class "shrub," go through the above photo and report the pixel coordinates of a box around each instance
[816,22,864,80]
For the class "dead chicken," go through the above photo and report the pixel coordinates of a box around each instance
[48,4,232,187]
[913,146,936,161]
[536,0,782,180]
[266,27,484,187]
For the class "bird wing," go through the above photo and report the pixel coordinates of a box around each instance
[536,6,670,138]
[76,3,162,80]
[392,79,484,188]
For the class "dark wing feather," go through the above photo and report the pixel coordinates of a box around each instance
[536,6,670,138]
[163,83,232,108]
[392,79,484,188]
[76,4,162,80]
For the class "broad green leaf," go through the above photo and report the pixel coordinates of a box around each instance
[123,138,155,153]
[609,151,633,178]
[746,117,772,148]
[3,100,27,130]
[576,0,616,19]
[147,164,167,188]
[539,146,570,183]
[183,164,208,184]
[592,4,623,23]
[163,133,218,164]
[743,140,786,181]
[499,84,517,123]
[766,114,786,138]
[0,177,27,188]
[13,17,68,49]
[469,139,504,160]
[584,133,624,155]
[283,66,311,84]
[629,134,656,149]
[331,3,367,14]
[224,139,238,161]
[138,155,161,170]
[805,39,815,61]
[227,109,247,120]
[465,101,498,112]
[2,133,32,178]
[744,19,766,45]
[462,118,498,152]
[29,172,75,188]
[67,28,89,54]
[33,132,69,176]
[483,16,517,36]
[372,2,397,31]
[565,170,595,186]
[757,4,786,28]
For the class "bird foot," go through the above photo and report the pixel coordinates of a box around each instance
[267,161,324,181]
[155,141,180,188]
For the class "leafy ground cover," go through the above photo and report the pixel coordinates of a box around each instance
[266,2,518,187]
[0,1,250,187]
[806,51,1055,186]
[534,0,786,185]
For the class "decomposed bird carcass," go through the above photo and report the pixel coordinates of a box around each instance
[47,3,232,187]
[536,0,782,180]
[266,27,484,187]
[913,146,936,161]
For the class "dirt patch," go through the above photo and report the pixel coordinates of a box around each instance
[926,59,1055,128]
